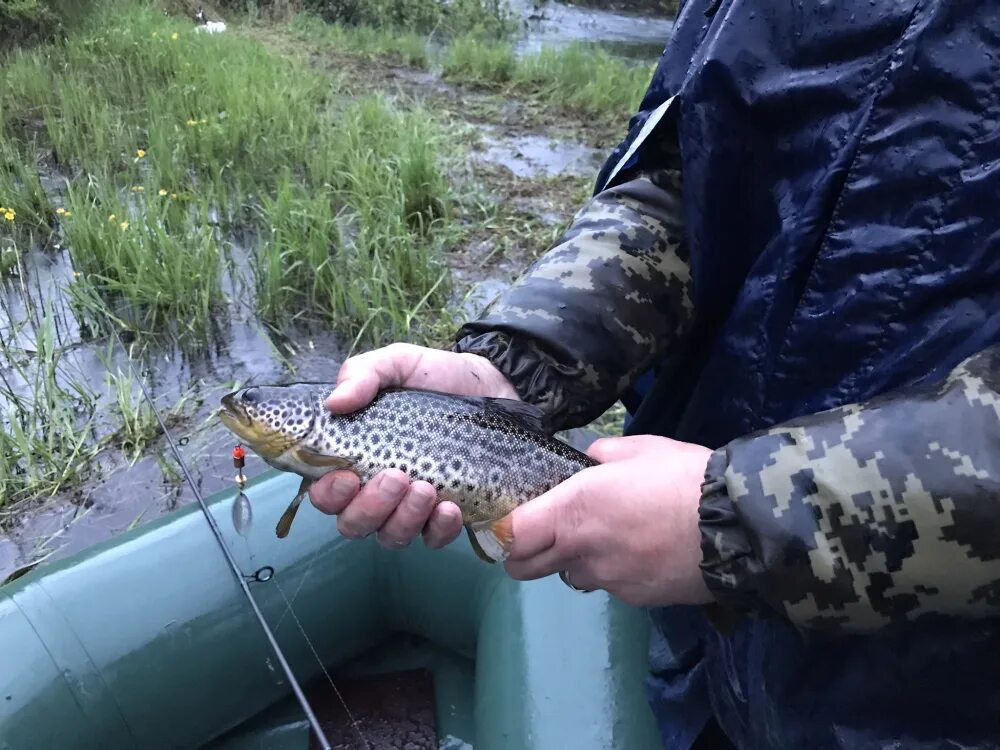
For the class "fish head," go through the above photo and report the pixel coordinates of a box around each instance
[218,383,325,461]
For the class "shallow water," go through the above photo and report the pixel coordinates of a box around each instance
[513,0,674,57]
[477,131,604,179]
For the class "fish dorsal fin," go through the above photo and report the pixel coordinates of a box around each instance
[481,397,551,436]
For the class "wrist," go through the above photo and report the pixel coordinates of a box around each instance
[698,447,759,614]
[456,352,520,400]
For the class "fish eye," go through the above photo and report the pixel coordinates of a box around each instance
[241,387,261,405]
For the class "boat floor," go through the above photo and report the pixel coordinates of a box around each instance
[206,633,474,750]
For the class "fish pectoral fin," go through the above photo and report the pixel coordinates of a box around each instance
[293,446,357,470]
[469,513,515,563]
[481,397,552,436]
[275,477,312,539]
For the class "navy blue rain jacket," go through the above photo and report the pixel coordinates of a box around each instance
[596,1,1000,747]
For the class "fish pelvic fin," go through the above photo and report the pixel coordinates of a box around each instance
[275,477,312,539]
[469,513,515,563]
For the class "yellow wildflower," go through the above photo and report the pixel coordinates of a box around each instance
[171,32,179,41]
[3,211,13,222]
[186,118,199,127]
[73,271,82,278]
[56,207,67,215]
[109,214,117,222]
[120,221,130,231]
[136,149,146,158]
[158,189,168,197]
[200,119,208,125]
[132,186,145,193]
[170,193,178,200]
[64,211,73,218]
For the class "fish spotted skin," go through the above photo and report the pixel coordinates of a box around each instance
[218,384,596,557]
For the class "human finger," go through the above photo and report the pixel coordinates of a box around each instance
[505,542,578,581]
[586,435,660,463]
[422,502,464,549]
[376,481,438,549]
[336,469,409,539]
[325,343,421,414]
[308,470,362,515]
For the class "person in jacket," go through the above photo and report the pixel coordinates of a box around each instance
[309,1,1000,747]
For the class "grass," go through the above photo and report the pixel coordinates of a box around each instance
[105,367,195,464]
[0,6,460,511]
[287,13,429,66]
[298,0,513,38]
[0,6,453,344]
[443,38,654,126]
[441,35,516,84]
[288,13,653,131]
[0,306,100,508]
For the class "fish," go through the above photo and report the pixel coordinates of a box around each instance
[217,383,596,562]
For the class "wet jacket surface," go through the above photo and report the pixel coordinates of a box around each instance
[455,0,1000,747]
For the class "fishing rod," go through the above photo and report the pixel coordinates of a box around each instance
[106,324,362,750]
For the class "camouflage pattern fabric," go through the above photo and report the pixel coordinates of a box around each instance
[454,166,692,431]
[700,344,1000,631]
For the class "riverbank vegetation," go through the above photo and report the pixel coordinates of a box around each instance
[0,0,661,556]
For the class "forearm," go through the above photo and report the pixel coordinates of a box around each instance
[455,167,692,430]
[699,344,1000,631]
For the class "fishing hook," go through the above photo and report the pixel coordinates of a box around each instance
[108,325,335,750]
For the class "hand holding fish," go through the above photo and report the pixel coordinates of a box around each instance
[504,435,715,607]
[221,343,715,605]
[309,343,522,551]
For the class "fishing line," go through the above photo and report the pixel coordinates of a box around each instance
[237,514,371,750]
[107,325,336,750]
[270,574,373,750]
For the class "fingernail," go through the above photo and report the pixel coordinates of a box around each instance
[378,473,407,501]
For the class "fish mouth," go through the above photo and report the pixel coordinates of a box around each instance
[218,391,253,433]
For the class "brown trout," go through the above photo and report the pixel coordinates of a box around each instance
[217,384,596,562]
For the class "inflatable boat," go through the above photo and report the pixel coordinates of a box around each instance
[0,468,662,749]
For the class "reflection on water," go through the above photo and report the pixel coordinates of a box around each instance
[513,0,674,58]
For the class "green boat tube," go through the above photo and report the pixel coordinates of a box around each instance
[0,469,662,749]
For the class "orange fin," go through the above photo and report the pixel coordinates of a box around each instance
[275,477,311,539]
[465,526,496,564]
[469,513,515,563]
[491,513,515,554]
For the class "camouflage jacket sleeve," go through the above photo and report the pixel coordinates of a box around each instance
[699,344,1000,632]
[453,165,693,431]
